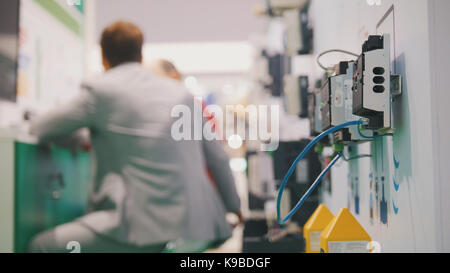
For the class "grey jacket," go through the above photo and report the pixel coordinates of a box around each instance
[30,63,240,246]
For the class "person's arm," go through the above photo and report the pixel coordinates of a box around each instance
[202,138,241,214]
[30,88,97,141]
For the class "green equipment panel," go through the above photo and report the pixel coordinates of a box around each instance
[14,142,91,253]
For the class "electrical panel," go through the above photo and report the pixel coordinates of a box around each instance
[314,33,402,232]
[290,0,449,252]
[315,34,400,144]
[284,75,309,118]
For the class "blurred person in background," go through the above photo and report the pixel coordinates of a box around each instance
[28,21,241,253]
[146,59,243,252]
[147,59,220,134]
[147,59,182,82]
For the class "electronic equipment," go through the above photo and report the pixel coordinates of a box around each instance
[308,79,323,136]
[284,75,309,118]
[265,53,289,97]
[283,6,313,55]
[253,50,272,86]
[320,78,332,130]
[248,152,276,200]
[320,61,373,142]
[0,0,20,102]
[307,93,316,134]
[263,0,309,17]
[352,34,401,131]
[317,34,401,141]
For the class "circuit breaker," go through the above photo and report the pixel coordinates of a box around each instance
[317,34,401,140]
[352,34,392,130]
[321,61,373,142]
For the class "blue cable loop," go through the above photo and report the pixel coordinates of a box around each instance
[278,153,342,224]
[276,120,364,225]
[357,124,393,139]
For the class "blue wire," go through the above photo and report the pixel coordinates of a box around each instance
[279,153,343,224]
[357,124,374,139]
[276,120,364,225]
[342,153,372,161]
[357,124,393,139]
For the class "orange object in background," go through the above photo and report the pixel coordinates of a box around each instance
[320,208,371,253]
[303,204,334,253]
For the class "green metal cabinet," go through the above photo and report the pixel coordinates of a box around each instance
[14,142,91,253]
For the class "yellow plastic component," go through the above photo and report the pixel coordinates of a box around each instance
[303,204,334,253]
[320,208,371,253]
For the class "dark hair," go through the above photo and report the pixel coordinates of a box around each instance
[100,21,144,67]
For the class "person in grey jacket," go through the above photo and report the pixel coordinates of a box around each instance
[28,21,241,253]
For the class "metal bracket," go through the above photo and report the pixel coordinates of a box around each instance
[390,74,402,97]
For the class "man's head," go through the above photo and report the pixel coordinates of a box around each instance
[147,59,182,81]
[100,21,144,70]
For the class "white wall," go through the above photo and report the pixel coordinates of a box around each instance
[428,0,450,252]
[301,0,450,252]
